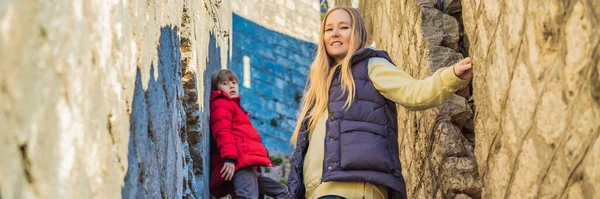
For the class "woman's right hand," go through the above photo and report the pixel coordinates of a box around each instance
[221,162,235,181]
[453,57,473,80]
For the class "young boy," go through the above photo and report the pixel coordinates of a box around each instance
[209,69,290,199]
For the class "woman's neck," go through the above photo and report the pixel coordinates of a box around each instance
[334,58,344,65]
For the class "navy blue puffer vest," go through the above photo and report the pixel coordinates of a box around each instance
[288,47,407,199]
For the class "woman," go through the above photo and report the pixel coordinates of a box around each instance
[287,6,473,199]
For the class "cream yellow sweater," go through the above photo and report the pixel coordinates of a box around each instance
[303,58,470,198]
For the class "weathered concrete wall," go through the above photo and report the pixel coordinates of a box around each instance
[232,0,321,43]
[122,26,190,199]
[463,0,600,198]
[180,0,231,198]
[331,0,359,8]
[0,0,230,198]
[359,0,479,198]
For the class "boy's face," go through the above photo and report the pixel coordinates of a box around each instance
[217,79,239,98]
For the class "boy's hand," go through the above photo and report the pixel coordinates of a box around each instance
[453,57,473,80]
[221,162,235,181]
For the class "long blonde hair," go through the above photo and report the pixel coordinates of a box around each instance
[290,7,367,145]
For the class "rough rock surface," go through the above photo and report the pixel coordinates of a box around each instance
[360,0,479,198]
[0,0,230,198]
[463,0,600,198]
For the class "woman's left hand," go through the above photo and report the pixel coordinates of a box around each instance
[453,57,473,80]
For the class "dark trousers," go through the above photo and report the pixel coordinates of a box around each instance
[233,167,290,199]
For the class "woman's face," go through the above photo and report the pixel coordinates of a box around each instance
[323,9,352,64]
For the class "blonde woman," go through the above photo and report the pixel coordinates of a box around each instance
[287,6,473,199]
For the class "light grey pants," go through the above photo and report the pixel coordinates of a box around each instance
[233,167,290,199]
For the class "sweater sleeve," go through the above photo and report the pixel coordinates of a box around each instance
[210,98,238,160]
[367,57,470,111]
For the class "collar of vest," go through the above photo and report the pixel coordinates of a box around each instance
[350,46,396,66]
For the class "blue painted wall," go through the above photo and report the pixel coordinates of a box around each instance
[230,13,316,154]
[123,26,196,199]
[123,26,225,199]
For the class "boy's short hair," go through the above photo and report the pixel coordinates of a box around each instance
[211,69,239,91]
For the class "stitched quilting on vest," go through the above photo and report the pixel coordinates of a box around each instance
[288,47,407,199]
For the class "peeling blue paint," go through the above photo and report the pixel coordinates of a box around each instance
[123,26,193,199]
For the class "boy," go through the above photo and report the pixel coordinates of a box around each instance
[209,69,290,199]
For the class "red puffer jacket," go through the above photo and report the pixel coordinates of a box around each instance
[209,90,273,197]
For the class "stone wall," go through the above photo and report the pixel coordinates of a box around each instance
[463,0,600,198]
[0,0,230,198]
[360,0,600,198]
[359,0,479,198]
